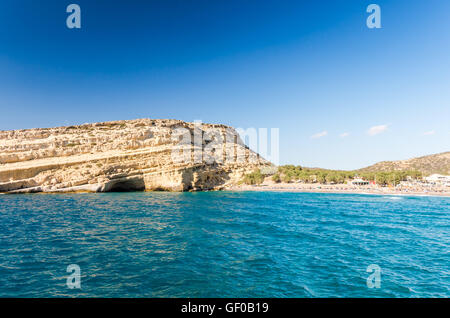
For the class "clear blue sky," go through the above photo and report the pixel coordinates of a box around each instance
[1,0,449,169]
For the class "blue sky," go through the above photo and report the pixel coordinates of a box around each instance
[0,0,449,169]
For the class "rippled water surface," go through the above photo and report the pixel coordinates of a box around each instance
[0,192,449,297]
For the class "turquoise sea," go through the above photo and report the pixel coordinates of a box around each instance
[0,191,448,297]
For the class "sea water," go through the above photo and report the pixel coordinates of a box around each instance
[0,191,448,297]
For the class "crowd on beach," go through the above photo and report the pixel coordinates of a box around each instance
[234,182,450,197]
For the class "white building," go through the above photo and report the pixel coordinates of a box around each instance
[425,174,450,187]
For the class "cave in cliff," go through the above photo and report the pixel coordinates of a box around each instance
[105,178,146,192]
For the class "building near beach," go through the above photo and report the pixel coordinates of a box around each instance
[351,178,369,186]
[425,174,450,187]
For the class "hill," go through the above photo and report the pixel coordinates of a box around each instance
[359,152,450,175]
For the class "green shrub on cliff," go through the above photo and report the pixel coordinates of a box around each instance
[241,169,264,185]
[282,174,292,183]
[272,173,281,183]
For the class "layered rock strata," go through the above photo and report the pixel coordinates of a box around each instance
[0,119,271,193]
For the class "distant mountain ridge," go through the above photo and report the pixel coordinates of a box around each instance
[360,151,450,176]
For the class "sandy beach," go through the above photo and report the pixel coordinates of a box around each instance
[229,182,450,197]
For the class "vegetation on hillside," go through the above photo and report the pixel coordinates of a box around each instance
[360,151,450,175]
[241,165,423,187]
[241,151,449,186]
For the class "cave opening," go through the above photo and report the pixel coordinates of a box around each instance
[106,179,146,192]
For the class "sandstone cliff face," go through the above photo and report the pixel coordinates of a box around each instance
[0,119,271,193]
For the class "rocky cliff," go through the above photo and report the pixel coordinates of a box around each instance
[0,119,271,193]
